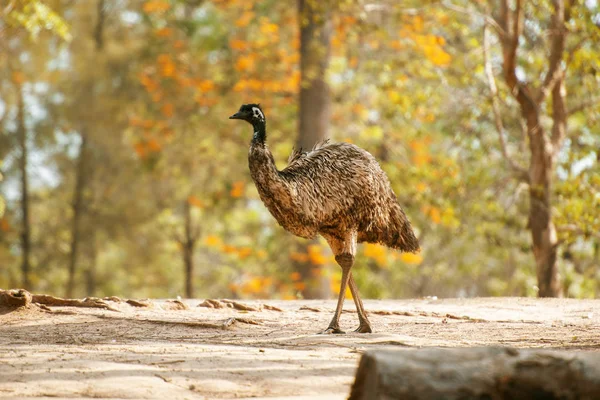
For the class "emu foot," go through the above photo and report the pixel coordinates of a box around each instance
[319,326,345,334]
[353,323,373,333]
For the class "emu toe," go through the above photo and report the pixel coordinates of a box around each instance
[319,326,345,335]
[353,323,373,334]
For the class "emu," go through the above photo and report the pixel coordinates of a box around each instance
[230,104,419,334]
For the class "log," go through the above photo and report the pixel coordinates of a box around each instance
[349,347,600,400]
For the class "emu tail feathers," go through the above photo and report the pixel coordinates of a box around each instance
[387,204,420,253]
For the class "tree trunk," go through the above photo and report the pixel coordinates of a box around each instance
[16,82,31,289]
[494,0,568,297]
[519,97,559,297]
[350,347,600,400]
[183,199,196,298]
[296,0,332,151]
[293,0,333,299]
[85,232,98,297]
[528,127,559,297]
[66,0,105,298]
[66,133,88,298]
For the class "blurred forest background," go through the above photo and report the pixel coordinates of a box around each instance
[0,0,598,300]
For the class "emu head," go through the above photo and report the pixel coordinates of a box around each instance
[229,103,265,125]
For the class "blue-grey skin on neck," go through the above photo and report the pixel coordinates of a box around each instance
[252,118,266,145]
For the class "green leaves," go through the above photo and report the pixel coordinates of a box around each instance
[6,1,72,41]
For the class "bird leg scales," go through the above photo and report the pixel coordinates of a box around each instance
[348,272,372,333]
[320,254,353,335]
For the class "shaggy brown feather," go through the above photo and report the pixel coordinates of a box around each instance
[252,141,419,252]
[230,103,419,334]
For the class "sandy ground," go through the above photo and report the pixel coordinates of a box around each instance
[1,297,600,399]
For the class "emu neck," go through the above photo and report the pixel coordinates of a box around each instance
[252,120,266,145]
[248,118,284,194]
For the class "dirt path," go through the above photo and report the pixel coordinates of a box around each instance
[1,297,600,399]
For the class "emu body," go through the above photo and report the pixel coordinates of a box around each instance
[230,104,419,333]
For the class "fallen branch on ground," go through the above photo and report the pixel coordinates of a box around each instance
[198,298,282,312]
[0,289,32,307]
[350,347,600,400]
[0,289,154,312]
[161,300,189,310]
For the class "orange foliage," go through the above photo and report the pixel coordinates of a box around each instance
[195,79,215,92]
[256,250,267,259]
[0,218,10,232]
[235,54,256,72]
[421,205,442,224]
[259,18,279,35]
[233,274,276,297]
[290,272,301,281]
[139,72,158,92]
[290,251,309,263]
[330,274,352,299]
[397,15,452,67]
[228,283,239,292]
[409,140,432,166]
[161,103,174,118]
[244,277,263,294]
[416,182,428,193]
[204,235,222,247]
[129,117,155,129]
[155,27,173,37]
[222,244,237,254]
[151,91,163,103]
[429,207,441,224]
[400,252,423,265]
[187,195,204,208]
[363,243,387,267]
[230,39,248,50]
[157,54,176,77]
[12,72,25,84]
[307,244,327,265]
[412,15,424,32]
[147,138,161,152]
[390,40,403,50]
[235,11,254,27]
[293,282,306,291]
[134,142,146,158]
[230,181,245,198]
[237,247,252,259]
[143,0,170,14]
[414,34,451,66]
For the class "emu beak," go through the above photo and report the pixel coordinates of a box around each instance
[229,112,243,120]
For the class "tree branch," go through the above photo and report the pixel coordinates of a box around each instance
[497,0,538,117]
[483,24,529,183]
[548,0,570,154]
[537,0,567,104]
[557,225,600,240]
[568,97,600,116]
[500,0,518,89]
[565,35,588,67]
[441,1,507,38]
[550,79,567,155]
[512,0,524,43]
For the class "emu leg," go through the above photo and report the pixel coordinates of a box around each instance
[320,254,353,334]
[348,273,372,333]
